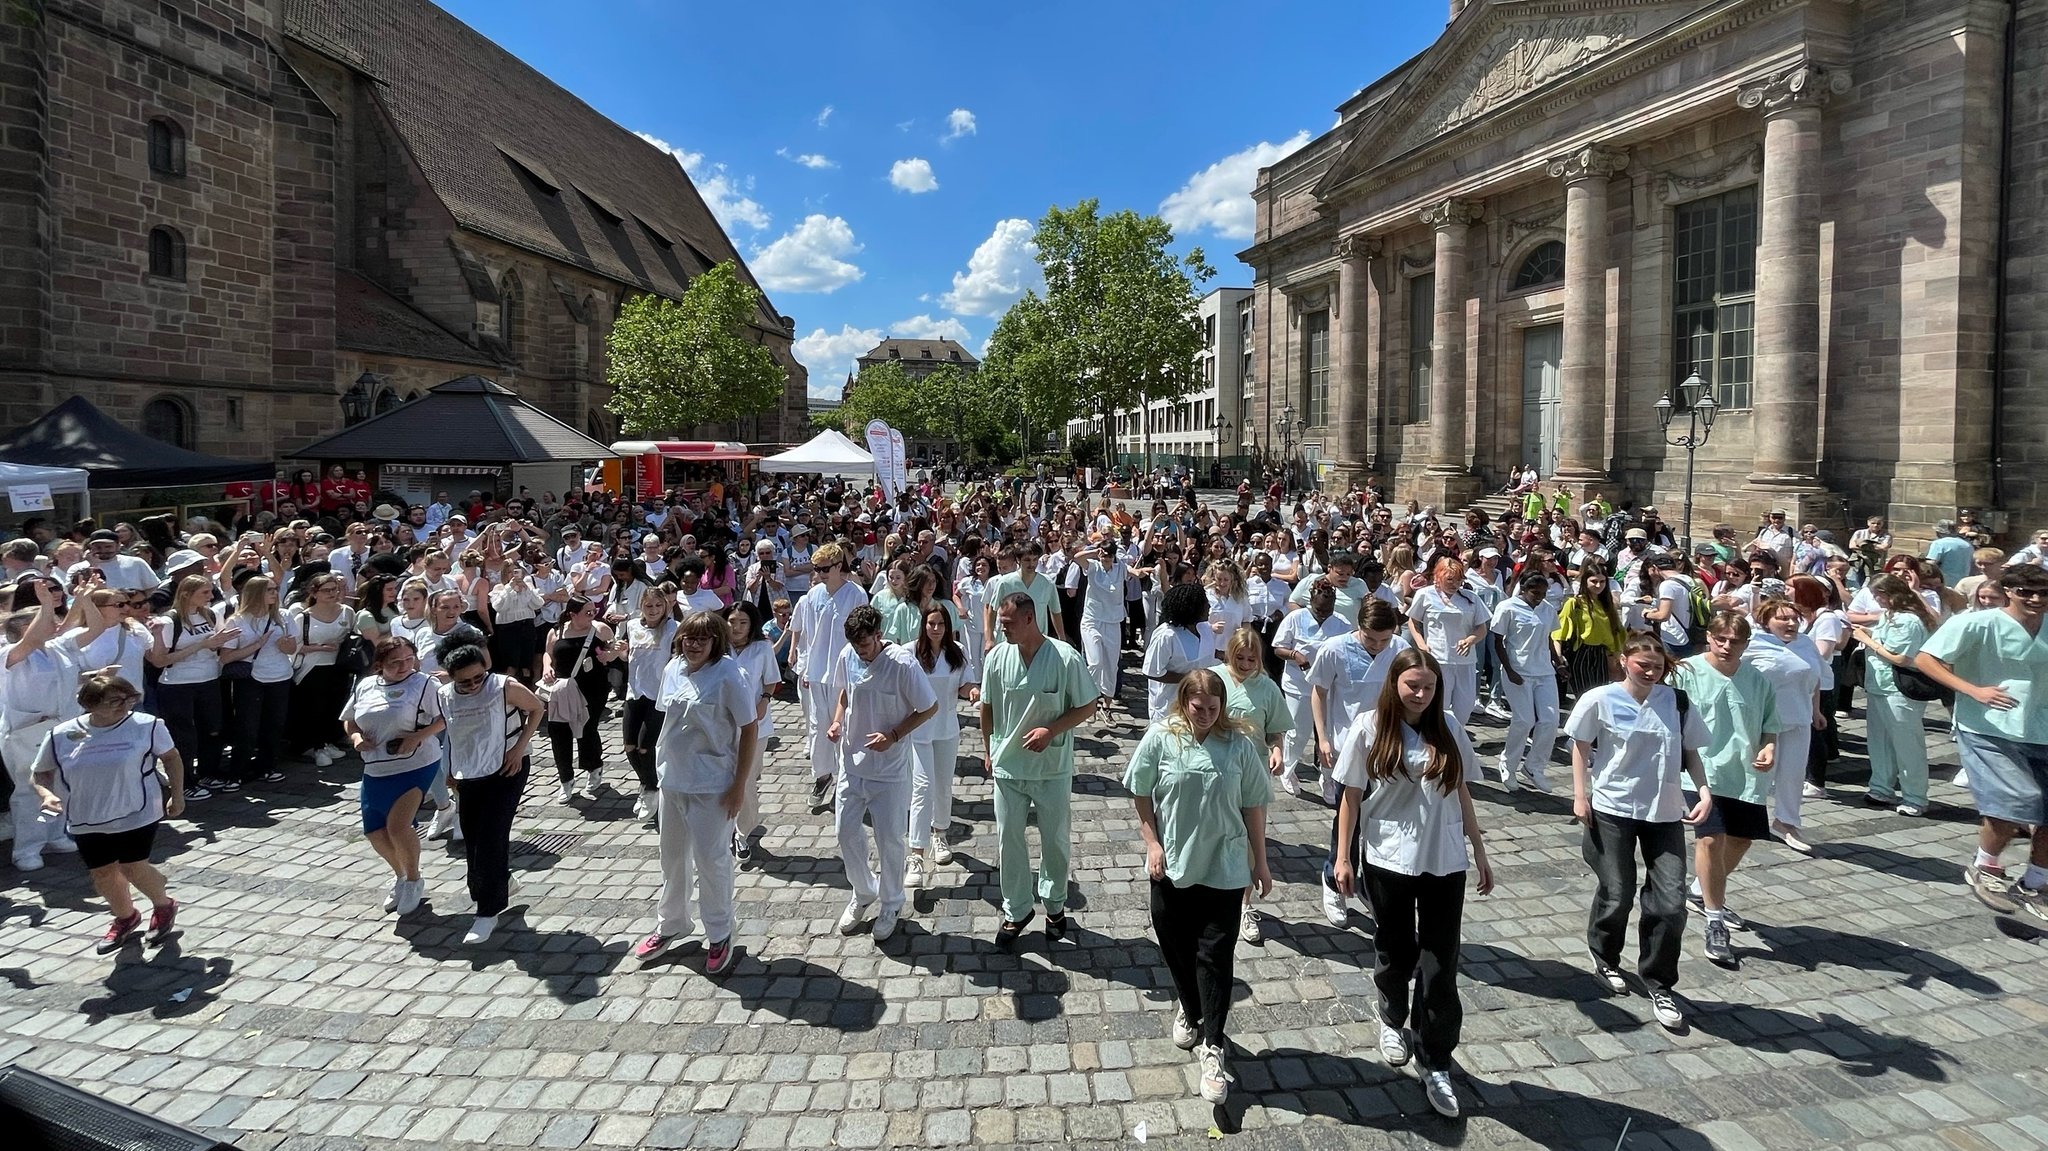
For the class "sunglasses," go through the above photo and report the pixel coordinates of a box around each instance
[2010,588,2048,600]
[451,671,487,689]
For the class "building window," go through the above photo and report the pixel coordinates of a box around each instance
[374,388,401,415]
[1513,240,1565,290]
[498,272,522,354]
[148,118,186,177]
[141,396,192,448]
[1407,273,1434,423]
[148,227,186,280]
[1302,310,1329,427]
[1673,186,1758,410]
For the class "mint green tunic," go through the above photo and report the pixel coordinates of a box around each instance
[1124,723,1272,890]
[1224,671,1290,743]
[1671,656,1780,804]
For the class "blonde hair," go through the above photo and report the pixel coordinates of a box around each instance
[236,575,284,624]
[1223,624,1266,679]
[1164,668,1255,744]
[811,542,849,571]
[1202,558,1247,602]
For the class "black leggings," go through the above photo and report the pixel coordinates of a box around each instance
[455,765,524,917]
[621,696,664,791]
[546,667,610,783]
[228,678,291,781]
[1149,876,1244,1048]
[1361,865,1466,1072]
[157,680,224,782]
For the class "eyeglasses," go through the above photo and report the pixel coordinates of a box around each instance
[678,634,715,645]
[451,671,487,689]
[2009,588,2048,600]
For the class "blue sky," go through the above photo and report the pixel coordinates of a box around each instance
[438,0,1447,399]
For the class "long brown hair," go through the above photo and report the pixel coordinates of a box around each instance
[1869,573,1937,631]
[1360,648,1462,794]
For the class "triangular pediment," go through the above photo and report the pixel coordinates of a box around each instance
[1317,0,1711,195]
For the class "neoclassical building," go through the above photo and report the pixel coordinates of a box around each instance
[1242,0,2047,543]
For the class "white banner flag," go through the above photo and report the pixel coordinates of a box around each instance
[864,420,895,502]
[889,429,906,496]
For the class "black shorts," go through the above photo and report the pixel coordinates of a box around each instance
[1687,793,1769,841]
[75,822,161,870]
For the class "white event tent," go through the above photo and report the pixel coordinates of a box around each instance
[759,429,876,475]
[0,459,92,518]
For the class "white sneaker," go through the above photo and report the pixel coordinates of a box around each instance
[394,878,423,915]
[1321,883,1348,927]
[1496,762,1519,791]
[1171,1007,1199,1050]
[13,853,44,873]
[382,878,402,912]
[632,791,652,821]
[1280,769,1300,797]
[556,781,575,804]
[929,841,953,866]
[312,749,335,767]
[463,916,497,945]
[836,900,873,935]
[320,744,348,761]
[1197,1043,1231,1103]
[582,769,602,796]
[1240,906,1263,945]
[872,908,899,942]
[905,856,926,890]
[425,806,457,841]
[1423,1070,1459,1118]
[1379,1023,1412,1067]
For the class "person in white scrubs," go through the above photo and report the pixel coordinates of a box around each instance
[791,542,868,813]
[826,604,936,943]
[1404,554,1488,728]
[1489,573,1562,792]
[1143,583,1217,722]
[5,579,82,870]
[906,604,977,889]
[1074,537,1128,725]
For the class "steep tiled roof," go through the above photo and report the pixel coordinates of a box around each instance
[855,338,980,366]
[334,270,497,366]
[293,375,615,463]
[282,0,788,333]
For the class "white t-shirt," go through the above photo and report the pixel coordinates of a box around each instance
[911,651,970,743]
[1306,633,1412,743]
[34,712,174,834]
[1405,586,1488,667]
[1142,623,1215,720]
[794,580,869,684]
[832,643,937,782]
[1652,577,1694,647]
[62,624,149,695]
[1805,609,1846,690]
[67,553,159,591]
[1271,607,1349,698]
[655,654,757,794]
[1333,712,1482,876]
[1206,591,1249,657]
[1488,597,1559,679]
[222,612,296,683]
[341,672,446,778]
[625,618,678,701]
[679,587,725,614]
[287,605,353,674]
[730,639,778,741]
[1562,683,1709,822]
[154,609,222,686]
[1081,559,1127,626]
[1,639,78,727]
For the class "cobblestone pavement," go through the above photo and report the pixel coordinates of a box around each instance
[4,670,2046,1151]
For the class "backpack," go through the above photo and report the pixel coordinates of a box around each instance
[1684,577,1713,646]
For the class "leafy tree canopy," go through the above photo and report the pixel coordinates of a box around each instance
[605,261,786,435]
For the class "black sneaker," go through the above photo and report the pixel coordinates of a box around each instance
[208,777,241,793]
[1703,918,1738,969]
[732,832,753,863]
[1045,911,1069,942]
[810,776,834,813]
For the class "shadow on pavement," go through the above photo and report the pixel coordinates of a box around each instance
[709,954,885,1031]
[1684,998,1954,1081]
[393,903,622,1003]
[76,939,234,1022]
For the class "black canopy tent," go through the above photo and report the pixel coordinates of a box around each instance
[0,396,270,487]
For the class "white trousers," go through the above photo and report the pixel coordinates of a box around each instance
[1772,724,1813,828]
[909,737,959,848]
[1283,690,1314,770]
[5,719,59,859]
[1440,662,1479,728]
[1080,622,1119,705]
[740,735,765,834]
[837,772,910,916]
[655,788,738,942]
[803,680,836,780]
[1498,674,1560,785]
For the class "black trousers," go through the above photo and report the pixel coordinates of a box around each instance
[157,680,225,781]
[547,668,610,783]
[1808,684,1844,784]
[1361,865,1465,1072]
[1150,876,1243,1048]
[1581,810,1687,992]
[621,696,664,791]
[455,764,524,917]
[228,678,292,780]
[287,665,351,753]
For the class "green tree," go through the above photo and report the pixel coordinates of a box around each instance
[837,361,1022,463]
[605,261,786,435]
[982,200,1215,464]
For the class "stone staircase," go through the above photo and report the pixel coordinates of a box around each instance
[1461,490,1520,524]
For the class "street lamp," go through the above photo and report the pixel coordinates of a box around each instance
[1275,401,1304,493]
[1655,369,1718,553]
[341,371,378,426]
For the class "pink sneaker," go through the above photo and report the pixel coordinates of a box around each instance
[97,912,142,955]
[630,932,671,962]
[705,938,735,975]
[147,898,178,945]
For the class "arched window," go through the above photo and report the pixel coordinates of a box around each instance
[148,118,186,177]
[141,396,192,448]
[148,226,186,280]
[586,409,608,443]
[373,388,401,415]
[1513,240,1566,290]
[498,272,522,353]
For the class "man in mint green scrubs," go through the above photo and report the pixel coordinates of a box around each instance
[979,591,1098,947]
[982,542,1062,648]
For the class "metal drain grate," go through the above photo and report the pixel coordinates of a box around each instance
[510,833,585,856]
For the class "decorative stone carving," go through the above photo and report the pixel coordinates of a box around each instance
[1657,144,1765,202]
[1335,234,1382,262]
[1396,14,1639,152]
[1502,207,1565,252]
[1399,254,1434,275]
[1546,145,1629,183]
[1420,200,1480,230]
[1736,62,1851,116]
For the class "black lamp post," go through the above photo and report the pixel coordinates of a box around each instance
[342,371,377,426]
[1276,401,1303,493]
[1655,369,1718,554]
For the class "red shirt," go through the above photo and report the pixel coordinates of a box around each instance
[320,479,354,511]
[350,479,371,504]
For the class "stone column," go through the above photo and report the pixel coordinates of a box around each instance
[1421,200,1478,478]
[1739,63,1845,488]
[1331,234,1378,485]
[1547,145,1627,485]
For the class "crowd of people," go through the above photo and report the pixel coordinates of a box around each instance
[3,468,2045,1119]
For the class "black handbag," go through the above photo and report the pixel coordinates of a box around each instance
[1892,662,1952,705]
[335,614,375,677]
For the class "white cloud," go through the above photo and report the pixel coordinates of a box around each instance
[793,323,883,386]
[635,131,770,232]
[777,148,837,169]
[889,157,938,194]
[1158,130,1312,241]
[889,314,972,343]
[816,104,835,128]
[895,119,917,133]
[939,218,1040,317]
[943,108,977,142]
[750,214,864,293]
